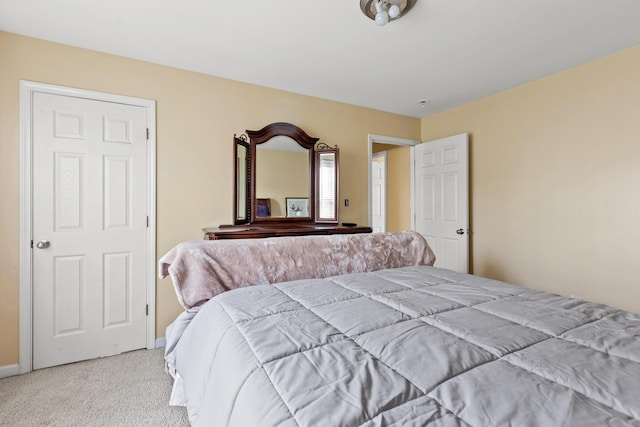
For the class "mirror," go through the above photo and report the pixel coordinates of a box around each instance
[233,135,250,223]
[256,136,310,218]
[233,122,339,225]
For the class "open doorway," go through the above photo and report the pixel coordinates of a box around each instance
[367,135,419,232]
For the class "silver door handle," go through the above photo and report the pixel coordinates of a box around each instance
[456,229,465,235]
[36,240,51,249]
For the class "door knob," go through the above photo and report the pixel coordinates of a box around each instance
[36,240,51,249]
[456,229,465,235]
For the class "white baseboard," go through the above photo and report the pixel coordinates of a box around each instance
[0,364,19,379]
[155,337,166,348]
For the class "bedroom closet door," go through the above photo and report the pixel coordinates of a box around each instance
[31,92,149,369]
[414,134,469,273]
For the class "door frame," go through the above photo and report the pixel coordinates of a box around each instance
[19,81,157,374]
[367,134,420,229]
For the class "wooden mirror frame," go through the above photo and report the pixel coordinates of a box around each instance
[233,135,250,224]
[234,122,320,225]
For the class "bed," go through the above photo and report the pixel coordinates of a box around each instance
[160,231,640,426]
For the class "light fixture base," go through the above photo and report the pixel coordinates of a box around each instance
[360,0,417,24]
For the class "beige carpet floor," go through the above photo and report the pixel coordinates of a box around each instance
[0,348,189,426]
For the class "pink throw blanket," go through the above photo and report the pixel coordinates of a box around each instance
[159,231,436,309]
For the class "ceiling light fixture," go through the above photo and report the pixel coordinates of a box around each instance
[360,0,417,26]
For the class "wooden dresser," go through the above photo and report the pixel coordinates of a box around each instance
[203,223,372,240]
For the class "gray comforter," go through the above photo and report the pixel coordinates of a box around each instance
[165,266,640,426]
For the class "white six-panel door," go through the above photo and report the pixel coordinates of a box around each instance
[414,134,469,273]
[371,152,387,233]
[32,92,148,369]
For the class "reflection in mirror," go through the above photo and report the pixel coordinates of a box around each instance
[237,122,320,224]
[315,145,339,223]
[256,136,310,218]
[234,136,250,224]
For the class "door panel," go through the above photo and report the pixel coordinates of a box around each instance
[53,255,85,335]
[104,156,132,228]
[54,153,84,230]
[32,92,148,369]
[414,134,469,273]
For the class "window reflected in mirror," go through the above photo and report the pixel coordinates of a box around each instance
[315,146,339,223]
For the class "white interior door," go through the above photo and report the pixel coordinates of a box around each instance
[371,152,387,232]
[32,92,149,369]
[414,134,469,273]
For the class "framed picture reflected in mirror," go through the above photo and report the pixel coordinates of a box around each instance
[286,197,309,217]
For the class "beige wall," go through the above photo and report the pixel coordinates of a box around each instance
[0,31,420,366]
[372,143,412,232]
[422,45,640,314]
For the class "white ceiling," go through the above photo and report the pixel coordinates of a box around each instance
[2,0,640,118]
